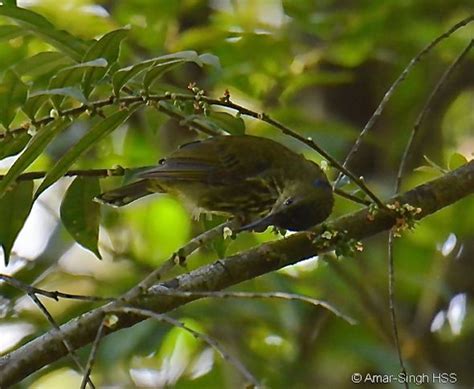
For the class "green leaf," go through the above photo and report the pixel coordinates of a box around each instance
[14,51,73,77]
[48,59,108,108]
[35,109,136,199]
[207,111,245,135]
[199,53,221,69]
[22,94,50,120]
[81,28,129,97]
[150,50,201,64]
[143,51,209,90]
[112,51,201,95]
[31,87,87,106]
[0,24,26,41]
[185,111,245,135]
[50,59,108,88]
[112,61,156,96]
[0,119,70,199]
[423,155,447,174]
[0,5,89,61]
[60,177,102,258]
[143,59,188,90]
[0,70,28,130]
[0,180,33,266]
[448,152,468,170]
[0,132,31,160]
[3,0,17,6]
[413,165,442,178]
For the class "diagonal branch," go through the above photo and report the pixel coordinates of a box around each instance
[0,160,473,387]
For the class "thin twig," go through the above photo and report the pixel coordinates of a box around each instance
[80,316,107,389]
[396,39,474,189]
[0,95,137,140]
[0,167,127,181]
[109,306,261,388]
[387,234,408,388]
[27,293,95,389]
[149,289,356,325]
[0,274,114,302]
[335,15,474,187]
[334,188,371,206]
[1,273,109,388]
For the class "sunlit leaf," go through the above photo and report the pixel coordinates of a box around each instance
[0,24,26,41]
[0,70,28,130]
[0,5,89,61]
[81,28,129,97]
[35,109,136,198]
[0,180,33,265]
[423,155,447,173]
[0,119,70,199]
[60,177,101,258]
[413,165,443,178]
[448,152,468,170]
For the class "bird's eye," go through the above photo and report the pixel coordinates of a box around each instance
[283,198,294,206]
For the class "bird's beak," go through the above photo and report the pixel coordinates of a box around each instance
[236,213,276,232]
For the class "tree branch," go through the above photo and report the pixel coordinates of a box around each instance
[1,160,473,387]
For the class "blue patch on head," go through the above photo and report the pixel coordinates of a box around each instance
[313,179,331,189]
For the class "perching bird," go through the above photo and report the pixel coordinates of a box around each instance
[96,135,334,231]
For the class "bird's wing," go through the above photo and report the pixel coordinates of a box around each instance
[138,137,271,184]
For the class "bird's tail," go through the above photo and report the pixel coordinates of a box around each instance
[95,179,155,207]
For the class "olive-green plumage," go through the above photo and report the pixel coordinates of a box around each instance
[97,135,334,231]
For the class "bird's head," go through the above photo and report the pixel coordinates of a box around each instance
[241,177,334,232]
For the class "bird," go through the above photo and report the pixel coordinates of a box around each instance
[96,135,334,231]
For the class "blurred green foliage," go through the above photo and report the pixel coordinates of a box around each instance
[0,0,473,388]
